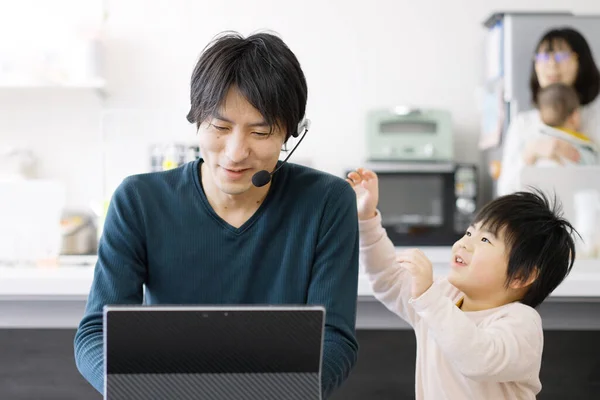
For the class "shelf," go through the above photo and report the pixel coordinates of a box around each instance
[0,79,105,88]
[0,79,107,98]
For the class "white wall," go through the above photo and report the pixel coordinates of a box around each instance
[3,0,600,208]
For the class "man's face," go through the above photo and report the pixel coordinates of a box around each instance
[198,86,285,196]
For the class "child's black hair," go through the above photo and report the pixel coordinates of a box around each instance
[472,189,578,308]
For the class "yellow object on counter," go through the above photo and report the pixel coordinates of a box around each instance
[162,159,178,170]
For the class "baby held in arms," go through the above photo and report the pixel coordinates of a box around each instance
[535,82,598,166]
[346,168,578,400]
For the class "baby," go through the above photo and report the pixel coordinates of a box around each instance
[536,82,598,165]
[347,168,578,399]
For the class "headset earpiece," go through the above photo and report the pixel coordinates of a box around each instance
[293,118,311,138]
[253,117,310,187]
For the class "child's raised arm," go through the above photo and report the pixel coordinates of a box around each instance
[347,168,419,325]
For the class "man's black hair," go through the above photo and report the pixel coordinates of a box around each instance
[186,31,308,142]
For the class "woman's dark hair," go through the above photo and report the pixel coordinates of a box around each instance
[530,27,600,106]
[186,31,308,142]
[472,189,578,308]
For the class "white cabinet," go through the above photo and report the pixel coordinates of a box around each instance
[0,0,106,95]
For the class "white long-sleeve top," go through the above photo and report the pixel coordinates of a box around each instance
[360,212,543,400]
[496,97,600,196]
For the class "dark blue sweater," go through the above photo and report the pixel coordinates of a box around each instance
[74,159,359,398]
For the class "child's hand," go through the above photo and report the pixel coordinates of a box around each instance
[346,168,379,220]
[396,249,434,299]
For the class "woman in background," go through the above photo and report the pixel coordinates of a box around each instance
[497,27,600,196]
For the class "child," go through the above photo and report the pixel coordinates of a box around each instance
[536,82,598,165]
[346,168,578,399]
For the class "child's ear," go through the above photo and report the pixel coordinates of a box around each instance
[569,109,581,130]
[509,269,539,290]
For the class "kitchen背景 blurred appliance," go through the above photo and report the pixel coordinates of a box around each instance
[60,210,98,255]
[149,143,200,172]
[347,162,478,246]
[365,107,453,162]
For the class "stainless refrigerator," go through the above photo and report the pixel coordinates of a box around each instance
[479,11,600,201]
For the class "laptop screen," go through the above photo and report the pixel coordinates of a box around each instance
[103,305,325,400]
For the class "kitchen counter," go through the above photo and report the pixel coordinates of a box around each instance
[2,248,600,298]
[359,247,600,298]
[1,248,600,329]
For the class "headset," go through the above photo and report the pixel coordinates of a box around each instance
[251,118,311,187]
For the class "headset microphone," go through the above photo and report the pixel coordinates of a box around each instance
[251,119,311,187]
[251,169,272,188]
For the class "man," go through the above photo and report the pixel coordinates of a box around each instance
[74,31,360,398]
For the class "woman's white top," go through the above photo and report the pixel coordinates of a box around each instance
[496,96,600,196]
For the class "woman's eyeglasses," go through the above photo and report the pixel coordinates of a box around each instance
[534,51,576,63]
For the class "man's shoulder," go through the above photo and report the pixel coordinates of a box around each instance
[112,162,192,205]
[284,162,355,202]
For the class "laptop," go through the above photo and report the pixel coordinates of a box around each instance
[103,305,325,400]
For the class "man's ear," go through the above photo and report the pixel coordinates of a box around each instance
[509,268,539,290]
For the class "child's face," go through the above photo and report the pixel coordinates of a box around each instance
[448,222,513,305]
